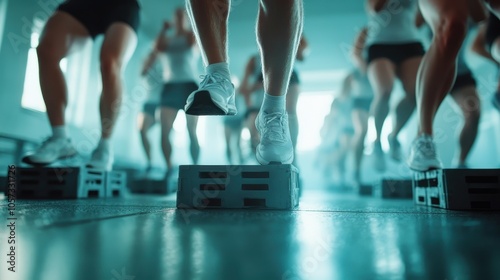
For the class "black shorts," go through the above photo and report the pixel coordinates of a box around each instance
[161,81,199,110]
[486,12,500,52]
[352,97,373,112]
[257,70,300,85]
[142,102,158,117]
[450,71,477,93]
[57,0,140,39]
[367,42,425,65]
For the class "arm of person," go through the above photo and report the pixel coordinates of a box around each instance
[351,27,369,73]
[471,22,499,64]
[155,21,171,52]
[340,72,354,98]
[415,6,426,28]
[187,30,197,48]
[296,36,310,62]
[366,0,388,13]
[141,46,159,76]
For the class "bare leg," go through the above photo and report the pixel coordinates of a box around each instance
[417,0,469,136]
[99,23,137,138]
[138,112,156,167]
[160,107,179,170]
[368,59,397,142]
[234,125,243,164]
[247,112,259,153]
[185,0,228,65]
[186,115,200,164]
[450,85,481,166]
[258,0,303,97]
[37,11,90,127]
[224,125,232,163]
[287,83,300,158]
[352,109,369,183]
[392,57,421,138]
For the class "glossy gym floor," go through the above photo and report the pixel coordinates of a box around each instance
[1,189,499,280]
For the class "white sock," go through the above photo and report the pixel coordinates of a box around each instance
[52,125,67,139]
[97,138,112,151]
[261,92,286,114]
[206,62,230,78]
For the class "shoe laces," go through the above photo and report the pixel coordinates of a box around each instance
[199,73,230,88]
[415,137,437,158]
[38,137,62,152]
[91,147,109,160]
[260,112,288,143]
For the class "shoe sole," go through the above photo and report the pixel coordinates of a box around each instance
[21,152,78,166]
[407,160,442,172]
[255,148,294,165]
[85,164,112,172]
[185,91,235,116]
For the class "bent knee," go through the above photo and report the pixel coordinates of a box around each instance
[434,16,468,51]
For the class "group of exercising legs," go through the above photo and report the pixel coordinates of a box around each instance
[21,0,500,179]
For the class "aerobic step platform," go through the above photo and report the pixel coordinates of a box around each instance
[177,164,299,209]
[9,166,127,199]
[373,178,413,199]
[412,169,500,210]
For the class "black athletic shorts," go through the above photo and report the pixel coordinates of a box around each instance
[57,0,140,39]
[450,71,477,93]
[257,70,300,85]
[142,102,158,117]
[367,42,425,65]
[486,12,500,52]
[352,97,373,112]
[161,81,199,110]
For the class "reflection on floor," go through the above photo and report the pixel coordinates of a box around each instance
[1,190,499,280]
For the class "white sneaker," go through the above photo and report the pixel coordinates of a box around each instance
[372,141,386,172]
[86,147,113,171]
[255,111,294,165]
[407,135,443,171]
[185,73,237,115]
[388,135,402,162]
[22,137,77,165]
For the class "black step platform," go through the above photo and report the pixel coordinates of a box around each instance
[6,166,127,199]
[177,164,299,209]
[412,169,500,210]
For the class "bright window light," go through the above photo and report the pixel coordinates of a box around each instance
[296,92,334,151]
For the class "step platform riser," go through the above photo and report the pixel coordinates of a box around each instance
[412,169,500,210]
[177,165,299,210]
[9,167,127,199]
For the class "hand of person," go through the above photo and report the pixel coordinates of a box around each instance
[162,21,172,30]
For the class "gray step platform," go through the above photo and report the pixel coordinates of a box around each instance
[177,164,299,209]
[412,169,500,210]
[8,167,126,199]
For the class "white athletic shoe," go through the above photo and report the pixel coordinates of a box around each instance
[86,147,113,171]
[388,135,402,162]
[22,137,77,165]
[185,73,236,115]
[407,135,443,171]
[255,111,294,165]
[372,141,386,172]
